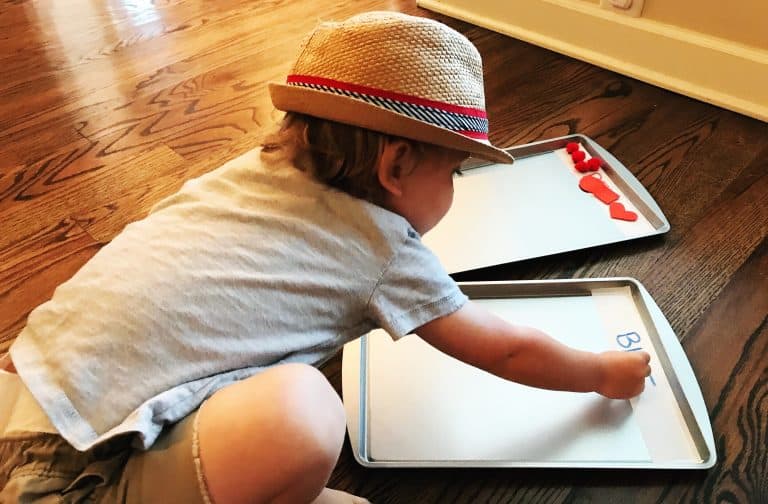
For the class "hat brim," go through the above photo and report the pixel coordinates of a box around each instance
[269,83,514,165]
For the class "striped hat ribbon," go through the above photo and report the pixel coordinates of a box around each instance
[286,74,489,141]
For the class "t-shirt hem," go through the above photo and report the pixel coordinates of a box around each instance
[10,334,99,451]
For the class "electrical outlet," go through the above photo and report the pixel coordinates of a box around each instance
[600,0,645,17]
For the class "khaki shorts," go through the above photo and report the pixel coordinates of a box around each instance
[0,411,210,504]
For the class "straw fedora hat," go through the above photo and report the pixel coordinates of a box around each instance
[269,11,514,164]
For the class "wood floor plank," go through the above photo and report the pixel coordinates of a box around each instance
[682,238,768,414]
[0,121,85,171]
[0,141,185,249]
[0,0,255,93]
[695,322,767,504]
[0,219,102,353]
[70,148,210,242]
[0,0,261,95]
[0,0,415,141]
[166,107,265,162]
[73,53,279,152]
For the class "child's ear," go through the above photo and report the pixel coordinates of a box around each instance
[377,139,413,198]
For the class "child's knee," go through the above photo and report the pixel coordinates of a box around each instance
[197,364,346,502]
[269,363,346,463]
[210,363,345,466]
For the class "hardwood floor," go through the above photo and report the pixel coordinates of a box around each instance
[1,1,766,502]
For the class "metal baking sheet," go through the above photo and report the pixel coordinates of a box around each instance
[342,278,715,469]
[423,134,670,273]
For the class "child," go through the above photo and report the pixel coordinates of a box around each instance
[0,11,651,504]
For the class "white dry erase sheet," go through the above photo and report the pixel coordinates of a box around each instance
[341,279,716,469]
[422,135,669,273]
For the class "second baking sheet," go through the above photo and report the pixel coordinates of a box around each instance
[423,135,668,273]
[343,279,714,468]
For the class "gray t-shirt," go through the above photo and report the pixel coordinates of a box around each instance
[10,148,467,451]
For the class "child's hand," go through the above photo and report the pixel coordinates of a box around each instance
[595,351,651,399]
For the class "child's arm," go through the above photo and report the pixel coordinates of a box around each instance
[416,301,651,399]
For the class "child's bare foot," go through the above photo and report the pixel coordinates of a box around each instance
[312,487,371,503]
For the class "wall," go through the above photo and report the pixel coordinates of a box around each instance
[643,1,767,49]
[418,0,768,121]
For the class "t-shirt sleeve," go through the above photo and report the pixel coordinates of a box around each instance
[367,230,468,339]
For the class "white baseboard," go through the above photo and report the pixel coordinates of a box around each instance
[418,0,768,122]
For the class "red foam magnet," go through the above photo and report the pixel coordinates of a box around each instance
[610,202,638,221]
[571,150,586,162]
[574,161,589,173]
[578,173,605,193]
[595,187,619,204]
[579,174,619,204]
[587,158,601,171]
[566,142,580,153]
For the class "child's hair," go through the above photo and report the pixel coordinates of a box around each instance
[261,112,427,205]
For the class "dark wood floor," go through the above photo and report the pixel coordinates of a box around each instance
[1,1,766,502]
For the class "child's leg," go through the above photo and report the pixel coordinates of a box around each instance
[197,363,348,503]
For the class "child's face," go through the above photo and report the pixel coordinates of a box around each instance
[395,147,469,235]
